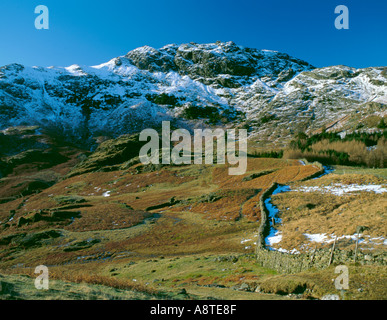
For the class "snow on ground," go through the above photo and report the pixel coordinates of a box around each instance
[292,183,387,196]
[266,231,283,245]
[102,191,111,197]
[277,248,301,254]
[268,232,386,254]
[264,178,387,254]
[303,233,328,243]
[304,233,387,246]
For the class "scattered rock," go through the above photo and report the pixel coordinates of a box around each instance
[232,283,251,292]
[321,294,340,300]
[203,283,226,288]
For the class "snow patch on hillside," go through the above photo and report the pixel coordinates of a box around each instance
[292,183,387,196]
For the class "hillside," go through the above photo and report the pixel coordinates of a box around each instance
[1,41,386,150]
[0,42,386,300]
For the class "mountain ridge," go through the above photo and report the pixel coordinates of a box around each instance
[0,41,386,150]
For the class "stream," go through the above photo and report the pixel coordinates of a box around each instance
[264,165,334,253]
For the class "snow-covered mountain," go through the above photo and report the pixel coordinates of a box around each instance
[0,41,386,147]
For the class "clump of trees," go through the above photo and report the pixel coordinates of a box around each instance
[284,130,387,168]
[249,150,284,158]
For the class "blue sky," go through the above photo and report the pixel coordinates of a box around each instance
[0,0,386,68]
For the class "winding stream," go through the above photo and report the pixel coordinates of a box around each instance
[264,165,334,253]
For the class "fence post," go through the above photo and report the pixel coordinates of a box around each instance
[354,232,359,263]
[328,236,337,266]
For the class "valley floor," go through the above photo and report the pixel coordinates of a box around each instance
[1,157,386,300]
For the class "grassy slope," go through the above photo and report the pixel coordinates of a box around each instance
[1,152,386,300]
[271,169,387,252]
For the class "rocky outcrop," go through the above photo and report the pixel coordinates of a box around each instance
[0,230,62,249]
[67,133,144,177]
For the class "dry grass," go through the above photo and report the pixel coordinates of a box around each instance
[1,157,354,300]
[0,272,159,300]
[64,204,152,232]
[257,265,387,300]
[182,189,260,221]
[271,173,387,252]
